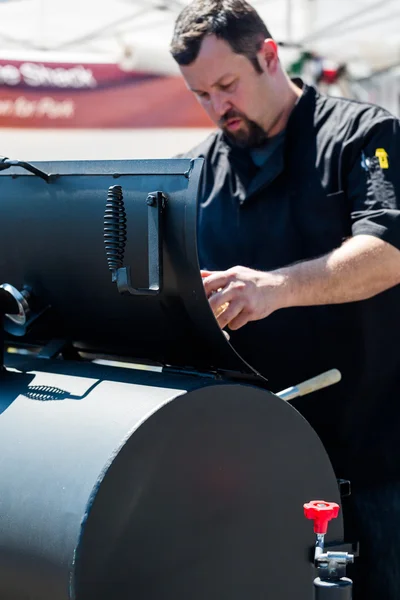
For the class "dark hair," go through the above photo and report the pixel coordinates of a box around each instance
[170,0,272,74]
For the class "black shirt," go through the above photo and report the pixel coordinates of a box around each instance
[250,128,286,167]
[181,83,400,486]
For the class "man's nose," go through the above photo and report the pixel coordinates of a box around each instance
[211,92,230,118]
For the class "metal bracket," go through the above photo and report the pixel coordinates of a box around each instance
[0,157,51,183]
[337,479,351,498]
[309,540,359,566]
[0,283,49,338]
[115,191,167,296]
[37,339,82,361]
[315,550,354,583]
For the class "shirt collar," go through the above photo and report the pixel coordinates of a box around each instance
[219,79,316,153]
[217,81,318,202]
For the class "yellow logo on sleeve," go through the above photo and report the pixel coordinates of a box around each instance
[375,148,389,169]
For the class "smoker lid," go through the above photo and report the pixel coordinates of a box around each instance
[0,158,265,383]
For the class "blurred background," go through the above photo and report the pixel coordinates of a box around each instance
[0,0,399,160]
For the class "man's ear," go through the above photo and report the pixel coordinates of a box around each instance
[259,38,279,71]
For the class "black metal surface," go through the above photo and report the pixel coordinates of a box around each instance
[0,159,264,381]
[0,357,343,600]
[314,578,353,599]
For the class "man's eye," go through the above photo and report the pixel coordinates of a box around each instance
[197,92,210,100]
[221,82,236,92]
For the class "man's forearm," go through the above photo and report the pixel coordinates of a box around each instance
[277,234,400,308]
[202,234,400,330]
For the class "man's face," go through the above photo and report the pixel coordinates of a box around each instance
[180,35,277,148]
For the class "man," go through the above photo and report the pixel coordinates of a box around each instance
[170,1,400,598]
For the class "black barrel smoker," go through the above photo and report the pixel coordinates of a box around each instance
[0,157,355,600]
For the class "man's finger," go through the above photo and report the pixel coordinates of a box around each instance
[214,301,230,319]
[208,286,235,313]
[203,273,230,297]
[217,299,243,330]
[226,310,250,330]
[200,270,213,278]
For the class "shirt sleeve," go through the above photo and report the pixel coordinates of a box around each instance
[346,116,400,250]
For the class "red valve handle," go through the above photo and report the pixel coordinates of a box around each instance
[304,500,340,534]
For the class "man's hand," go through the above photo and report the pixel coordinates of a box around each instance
[201,235,400,331]
[201,266,289,330]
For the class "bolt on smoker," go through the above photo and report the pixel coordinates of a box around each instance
[0,156,356,600]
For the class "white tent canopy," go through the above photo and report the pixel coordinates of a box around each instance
[0,0,399,160]
[0,0,399,72]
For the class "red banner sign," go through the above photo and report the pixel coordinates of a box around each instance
[0,59,212,128]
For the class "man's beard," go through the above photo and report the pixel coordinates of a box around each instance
[219,109,267,149]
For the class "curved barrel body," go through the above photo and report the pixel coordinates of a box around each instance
[0,157,346,599]
[0,159,261,380]
[0,357,342,600]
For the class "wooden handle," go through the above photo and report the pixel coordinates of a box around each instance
[276,369,342,401]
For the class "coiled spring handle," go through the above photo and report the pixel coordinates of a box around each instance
[104,185,127,282]
[103,185,166,296]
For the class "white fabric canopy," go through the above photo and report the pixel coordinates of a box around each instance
[0,0,398,72]
[0,0,398,160]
